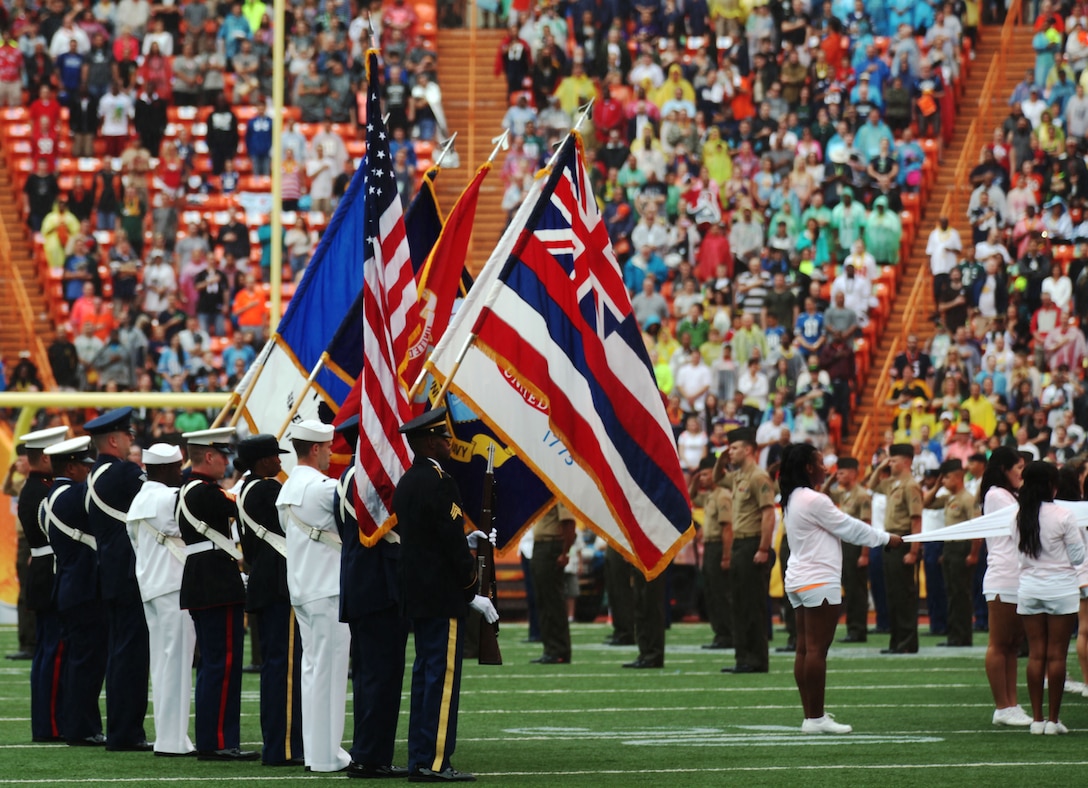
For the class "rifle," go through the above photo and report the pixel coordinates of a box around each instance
[476,443,502,665]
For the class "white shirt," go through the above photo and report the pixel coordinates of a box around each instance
[983,487,1020,596]
[277,464,341,605]
[126,481,184,602]
[674,361,712,412]
[1017,501,1085,600]
[98,92,135,137]
[783,487,889,591]
[926,227,961,276]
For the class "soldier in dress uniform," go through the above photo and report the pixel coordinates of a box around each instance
[530,502,576,665]
[333,415,409,780]
[235,434,304,767]
[394,407,498,783]
[828,457,873,643]
[867,443,923,654]
[695,458,733,650]
[176,427,258,762]
[276,419,350,774]
[922,458,980,647]
[602,545,636,645]
[125,443,195,757]
[82,406,151,751]
[42,436,106,747]
[717,427,776,674]
[17,426,69,742]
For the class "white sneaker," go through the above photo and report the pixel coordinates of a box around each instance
[1065,679,1085,694]
[1082,686,1088,698]
[1044,721,1069,735]
[801,714,852,734]
[1030,721,1046,735]
[994,706,1034,727]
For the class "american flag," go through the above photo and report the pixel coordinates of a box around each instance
[353,49,420,541]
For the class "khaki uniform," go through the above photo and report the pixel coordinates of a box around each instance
[701,487,733,648]
[927,488,977,646]
[831,485,873,641]
[874,475,923,653]
[728,464,776,671]
[531,504,574,661]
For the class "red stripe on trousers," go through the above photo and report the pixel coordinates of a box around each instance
[218,612,233,750]
[50,640,65,737]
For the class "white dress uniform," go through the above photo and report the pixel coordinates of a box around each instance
[275,421,350,773]
[125,445,195,757]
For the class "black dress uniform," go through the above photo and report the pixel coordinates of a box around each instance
[21,470,62,742]
[394,412,479,779]
[45,474,107,746]
[84,409,149,750]
[336,456,409,775]
[237,464,304,766]
[177,470,249,757]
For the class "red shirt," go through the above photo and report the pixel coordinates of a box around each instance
[29,97,61,132]
[0,43,23,83]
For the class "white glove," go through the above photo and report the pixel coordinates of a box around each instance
[466,530,489,549]
[469,594,499,624]
[489,528,498,547]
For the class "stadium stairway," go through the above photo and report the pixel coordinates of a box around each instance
[434,26,511,274]
[851,20,1034,458]
[0,160,51,370]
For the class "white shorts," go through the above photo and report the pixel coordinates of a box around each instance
[1081,586,1088,600]
[787,584,842,609]
[1017,594,1080,616]
[985,591,1018,604]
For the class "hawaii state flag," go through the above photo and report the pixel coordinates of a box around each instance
[424,134,693,579]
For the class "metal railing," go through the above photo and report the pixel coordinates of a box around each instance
[0,209,55,390]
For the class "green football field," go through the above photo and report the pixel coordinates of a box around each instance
[2,621,1088,786]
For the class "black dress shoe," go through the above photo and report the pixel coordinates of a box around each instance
[521,637,541,644]
[604,637,635,646]
[408,766,476,782]
[107,740,154,752]
[880,648,917,654]
[622,658,663,668]
[530,655,569,664]
[701,642,732,650]
[68,734,107,747]
[347,763,410,778]
[197,748,260,761]
[721,664,767,673]
[937,641,972,647]
[241,663,262,674]
[6,650,34,660]
[775,644,796,653]
[838,636,866,643]
[32,736,64,743]
[155,750,197,758]
[262,757,305,766]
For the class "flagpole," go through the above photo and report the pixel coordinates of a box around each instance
[434,132,458,168]
[426,106,595,403]
[228,340,275,427]
[274,353,329,439]
[269,0,285,333]
[487,130,509,164]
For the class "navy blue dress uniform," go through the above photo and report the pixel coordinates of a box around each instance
[333,416,409,779]
[82,407,150,750]
[18,426,69,742]
[176,427,258,761]
[235,435,304,767]
[42,436,107,747]
[394,408,488,783]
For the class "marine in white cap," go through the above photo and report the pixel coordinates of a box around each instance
[176,426,258,762]
[15,425,68,741]
[125,443,195,757]
[275,419,351,773]
[42,435,108,747]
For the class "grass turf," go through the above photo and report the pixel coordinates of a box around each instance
[1,621,1087,786]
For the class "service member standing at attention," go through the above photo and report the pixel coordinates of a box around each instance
[623,553,668,669]
[236,434,304,767]
[867,444,923,654]
[82,406,151,751]
[394,408,498,783]
[922,459,979,647]
[827,458,873,644]
[18,426,69,743]
[698,462,734,651]
[42,436,107,747]
[176,427,258,762]
[333,416,409,780]
[531,502,576,665]
[718,427,776,674]
[602,544,635,646]
[125,444,195,758]
[276,419,351,774]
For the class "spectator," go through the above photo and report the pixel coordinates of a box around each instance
[48,324,80,390]
[22,158,58,232]
[74,320,104,390]
[97,82,135,158]
[207,96,239,175]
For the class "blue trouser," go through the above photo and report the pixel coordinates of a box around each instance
[191,604,244,752]
[408,616,464,774]
[349,604,409,767]
[869,545,889,632]
[256,601,304,764]
[105,587,149,747]
[30,609,65,740]
[59,600,107,743]
[924,542,947,635]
